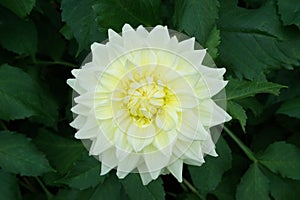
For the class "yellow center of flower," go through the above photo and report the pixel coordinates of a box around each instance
[127,82,166,127]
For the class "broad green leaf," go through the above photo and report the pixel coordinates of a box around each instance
[55,175,122,200]
[188,137,232,195]
[0,170,21,200]
[0,0,35,18]
[218,0,300,80]
[277,0,300,29]
[0,64,40,120]
[0,64,58,126]
[268,173,300,200]
[277,97,300,119]
[34,129,85,174]
[227,101,247,132]
[94,0,161,31]
[236,98,263,116]
[58,153,105,190]
[205,26,220,59]
[213,154,250,200]
[83,175,122,200]
[61,0,105,54]
[258,141,300,180]
[226,79,285,101]
[236,163,270,200]
[173,0,220,58]
[0,7,37,56]
[121,174,165,200]
[0,131,52,176]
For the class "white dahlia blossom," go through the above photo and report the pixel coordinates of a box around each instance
[67,24,231,185]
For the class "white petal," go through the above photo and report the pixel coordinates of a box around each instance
[177,37,195,52]
[89,131,113,155]
[155,108,177,131]
[201,135,218,157]
[108,28,122,44]
[95,103,113,120]
[132,48,157,67]
[122,24,143,50]
[153,129,177,152]
[67,79,84,94]
[114,128,132,160]
[195,78,228,99]
[71,104,90,116]
[181,49,206,67]
[198,99,231,127]
[91,43,109,67]
[177,92,199,109]
[70,115,86,130]
[182,142,205,166]
[116,154,140,179]
[178,110,208,141]
[74,92,94,108]
[148,25,170,48]
[198,66,226,79]
[100,148,118,175]
[167,159,183,182]
[136,25,149,38]
[143,148,170,174]
[139,172,153,185]
[127,123,154,152]
[74,115,99,139]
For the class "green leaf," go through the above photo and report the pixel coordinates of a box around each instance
[173,0,220,57]
[58,153,105,190]
[55,175,122,200]
[277,97,300,119]
[0,170,21,200]
[227,101,247,132]
[61,0,105,54]
[205,26,220,59]
[82,175,122,200]
[94,0,161,31]
[226,79,285,101]
[188,137,232,195]
[0,7,37,56]
[0,0,35,18]
[277,0,300,29]
[0,131,52,176]
[121,174,165,200]
[34,129,85,174]
[0,64,39,120]
[0,64,58,125]
[258,141,300,180]
[268,173,300,200]
[236,98,263,116]
[218,1,300,80]
[236,163,270,200]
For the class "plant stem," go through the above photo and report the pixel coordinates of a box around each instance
[183,178,205,200]
[0,120,8,130]
[224,126,257,162]
[35,60,77,68]
[35,177,53,200]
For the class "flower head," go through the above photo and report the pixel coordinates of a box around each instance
[67,24,231,185]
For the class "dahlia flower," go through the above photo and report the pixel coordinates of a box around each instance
[67,24,231,185]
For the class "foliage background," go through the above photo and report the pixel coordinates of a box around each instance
[0,0,300,199]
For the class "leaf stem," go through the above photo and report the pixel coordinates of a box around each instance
[183,178,205,200]
[35,177,53,200]
[19,179,37,193]
[224,126,257,162]
[35,60,77,68]
[0,120,8,130]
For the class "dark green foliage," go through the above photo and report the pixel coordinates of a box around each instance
[0,0,299,199]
